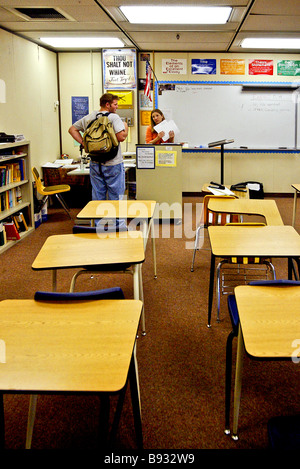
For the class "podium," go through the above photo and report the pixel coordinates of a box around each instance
[208,139,234,184]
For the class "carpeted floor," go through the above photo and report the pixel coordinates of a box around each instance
[0,195,299,450]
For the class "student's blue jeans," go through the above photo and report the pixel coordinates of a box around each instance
[89,161,126,230]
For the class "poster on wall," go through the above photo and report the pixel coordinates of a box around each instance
[103,48,137,89]
[162,58,187,75]
[249,59,273,75]
[191,59,216,75]
[71,96,89,123]
[220,59,245,75]
[277,60,300,76]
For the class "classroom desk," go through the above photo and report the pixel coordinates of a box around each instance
[76,199,157,278]
[207,198,284,226]
[231,284,300,440]
[67,159,136,176]
[0,298,143,449]
[32,232,146,333]
[207,225,300,326]
[291,184,300,227]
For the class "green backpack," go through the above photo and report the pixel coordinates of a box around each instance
[82,112,119,162]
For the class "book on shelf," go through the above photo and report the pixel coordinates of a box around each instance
[16,211,28,231]
[3,221,20,240]
[0,159,26,187]
[0,187,22,212]
[0,222,5,246]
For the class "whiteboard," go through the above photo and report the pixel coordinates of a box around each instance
[157,83,299,148]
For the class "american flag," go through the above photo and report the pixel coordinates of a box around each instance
[144,61,152,102]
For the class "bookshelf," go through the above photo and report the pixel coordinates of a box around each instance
[0,140,34,253]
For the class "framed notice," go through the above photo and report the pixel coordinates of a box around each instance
[103,48,137,89]
[71,96,89,123]
[156,150,177,167]
[136,146,155,169]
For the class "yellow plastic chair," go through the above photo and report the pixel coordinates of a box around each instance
[32,167,71,218]
[190,194,237,272]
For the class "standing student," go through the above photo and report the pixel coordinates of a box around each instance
[145,109,175,144]
[69,93,128,202]
[68,93,128,229]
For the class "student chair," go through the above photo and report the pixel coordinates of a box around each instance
[225,279,300,437]
[190,194,237,272]
[216,223,276,322]
[31,167,71,219]
[26,287,129,450]
[268,414,300,449]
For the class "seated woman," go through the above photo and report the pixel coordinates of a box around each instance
[145,109,175,144]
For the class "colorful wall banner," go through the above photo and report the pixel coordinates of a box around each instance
[103,48,136,89]
[277,60,300,76]
[220,59,245,75]
[191,59,216,75]
[249,59,274,75]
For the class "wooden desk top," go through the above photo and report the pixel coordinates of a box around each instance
[208,198,284,226]
[0,299,142,392]
[235,285,300,358]
[32,233,145,270]
[77,200,157,220]
[208,225,300,257]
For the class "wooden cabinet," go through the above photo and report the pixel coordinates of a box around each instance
[0,140,34,253]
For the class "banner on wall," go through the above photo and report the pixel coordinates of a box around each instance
[249,59,273,75]
[162,58,187,74]
[103,49,136,89]
[277,60,300,76]
[220,59,245,75]
[191,59,216,75]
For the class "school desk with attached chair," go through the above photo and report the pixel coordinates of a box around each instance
[31,232,146,334]
[76,199,157,278]
[0,295,143,449]
[229,282,300,441]
[207,198,284,226]
[207,225,300,327]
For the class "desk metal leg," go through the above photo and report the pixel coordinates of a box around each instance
[232,324,245,440]
[129,350,143,449]
[292,189,298,227]
[25,394,38,449]
[133,265,145,335]
[207,254,215,327]
[142,219,157,279]
[150,219,157,279]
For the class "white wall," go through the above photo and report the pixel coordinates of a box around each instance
[0,29,60,170]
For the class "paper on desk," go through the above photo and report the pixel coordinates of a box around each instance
[54,158,73,165]
[154,120,179,142]
[42,162,63,168]
[208,186,235,196]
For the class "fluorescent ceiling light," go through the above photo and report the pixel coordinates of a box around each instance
[241,38,300,49]
[40,37,124,48]
[119,6,232,24]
